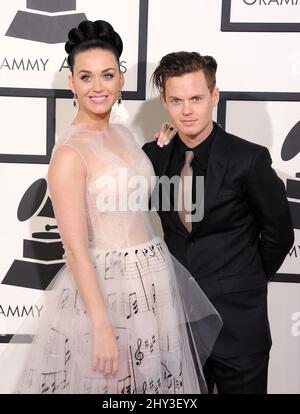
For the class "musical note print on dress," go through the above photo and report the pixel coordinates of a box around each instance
[142,377,161,394]
[134,338,144,365]
[107,293,117,314]
[126,292,139,319]
[57,288,70,310]
[40,370,69,394]
[64,337,71,365]
[117,375,132,394]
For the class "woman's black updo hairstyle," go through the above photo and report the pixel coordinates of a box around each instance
[65,20,123,72]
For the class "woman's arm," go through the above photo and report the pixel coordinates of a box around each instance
[47,145,118,375]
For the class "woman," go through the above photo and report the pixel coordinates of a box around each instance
[14,20,221,394]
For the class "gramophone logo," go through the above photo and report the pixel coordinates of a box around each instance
[6,0,87,43]
[282,121,300,230]
[2,179,65,291]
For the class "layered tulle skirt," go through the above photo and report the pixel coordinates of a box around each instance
[12,237,221,394]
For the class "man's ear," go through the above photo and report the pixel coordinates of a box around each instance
[68,74,75,94]
[212,87,220,107]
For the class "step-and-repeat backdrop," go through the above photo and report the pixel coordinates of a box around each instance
[0,0,299,393]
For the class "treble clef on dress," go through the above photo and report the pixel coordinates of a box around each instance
[135,338,144,366]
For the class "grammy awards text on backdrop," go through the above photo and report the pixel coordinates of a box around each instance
[221,0,300,31]
[242,0,299,5]
[0,57,127,73]
[0,305,43,319]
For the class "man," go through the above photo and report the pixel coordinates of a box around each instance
[143,51,294,394]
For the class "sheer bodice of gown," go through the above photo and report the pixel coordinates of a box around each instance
[53,123,156,252]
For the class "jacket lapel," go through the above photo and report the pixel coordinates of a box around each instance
[202,126,231,219]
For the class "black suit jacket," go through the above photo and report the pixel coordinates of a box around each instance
[143,123,294,358]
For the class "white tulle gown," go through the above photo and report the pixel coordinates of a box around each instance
[11,124,221,394]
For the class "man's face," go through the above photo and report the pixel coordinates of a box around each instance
[163,70,219,144]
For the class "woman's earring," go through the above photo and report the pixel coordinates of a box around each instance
[73,93,78,108]
[117,91,122,106]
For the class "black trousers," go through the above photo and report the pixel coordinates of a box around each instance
[203,352,269,394]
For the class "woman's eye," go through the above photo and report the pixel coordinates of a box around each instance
[104,74,114,79]
[81,75,92,81]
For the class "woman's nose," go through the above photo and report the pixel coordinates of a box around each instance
[92,78,104,92]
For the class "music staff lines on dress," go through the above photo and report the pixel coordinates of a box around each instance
[122,285,173,320]
[142,377,162,394]
[74,366,108,394]
[83,377,108,394]
[56,286,87,317]
[57,288,70,310]
[161,362,183,394]
[117,375,132,394]
[40,370,69,394]
[49,241,184,395]
[73,289,88,316]
[98,241,168,281]
[107,292,117,314]
[160,334,182,353]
